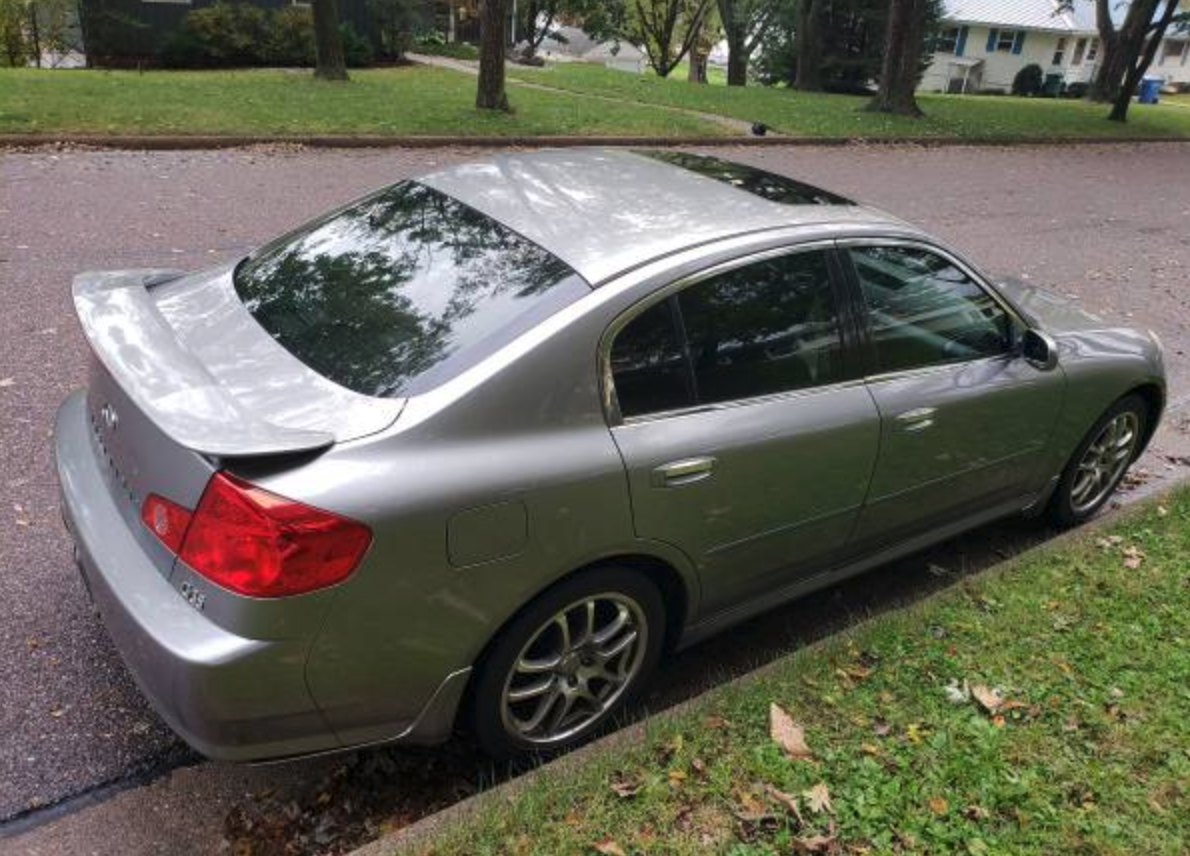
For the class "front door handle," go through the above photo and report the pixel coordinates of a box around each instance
[651,456,716,488]
[895,407,936,432]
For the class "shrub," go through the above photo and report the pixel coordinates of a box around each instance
[1012,63,1044,96]
[367,0,418,59]
[340,22,373,67]
[264,4,314,66]
[411,38,478,60]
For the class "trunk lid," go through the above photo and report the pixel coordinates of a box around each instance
[73,266,404,458]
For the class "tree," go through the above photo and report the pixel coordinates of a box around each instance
[476,0,510,110]
[717,0,776,85]
[311,0,348,80]
[629,0,714,77]
[1108,0,1185,121]
[793,0,824,89]
[867,0,930,116]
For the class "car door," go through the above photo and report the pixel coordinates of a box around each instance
[604,246,881,615]
[842,242,1065,549]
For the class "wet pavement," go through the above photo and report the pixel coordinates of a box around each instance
[2,142,1189,855]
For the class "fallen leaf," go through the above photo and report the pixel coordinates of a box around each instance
[1157,505,1169,518]
[792,833,836,853]
[906,723,925,744]
[703,714,728,730]
[668,770,688,786]
[593,838,626,856]
[691,758,706,775]
[765,785,805,824]
[803,782,832,815]
[944,680,970,704]
[928,796,949,815]
[860,742,882,757]
[873,720,892,737]
[964,805,991,820]
[610,778,642,799]
[971,684,1004,714]
[770,703,814,760]
[1122,546,1145,570]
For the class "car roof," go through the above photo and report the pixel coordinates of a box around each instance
[417,148,915,285]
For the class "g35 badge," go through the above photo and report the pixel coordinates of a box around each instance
[179,579,207,612]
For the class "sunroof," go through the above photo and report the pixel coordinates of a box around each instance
[635,150,854,206]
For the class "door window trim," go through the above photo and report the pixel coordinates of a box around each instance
[599,241,860,427]
[834,237,1028,384]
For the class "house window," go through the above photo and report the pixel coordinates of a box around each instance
[1161,39,1183,65]
[1183,42,1189,66]
[936,27,960,54]
[1086,38,1100,62]
[1052,37,1068,65]
[996,29,1021,52]
[1071,37,1087,65]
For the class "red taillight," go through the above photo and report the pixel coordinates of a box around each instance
[141,493,193,554]
[177,473,372,598]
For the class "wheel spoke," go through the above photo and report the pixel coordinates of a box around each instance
[507,676,555,702]
[592,604,630,646]
[519,684,563,733]
[517,654,562,674]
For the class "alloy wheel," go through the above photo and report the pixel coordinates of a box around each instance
[500,593,648,746]
[1069,411,1140,515]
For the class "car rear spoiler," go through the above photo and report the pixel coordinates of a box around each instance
[72,270,336,458]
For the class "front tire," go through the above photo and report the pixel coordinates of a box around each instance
[470,567,666,760]
[1048,394,1148,527]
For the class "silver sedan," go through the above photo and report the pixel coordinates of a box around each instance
[55,149,1164,760]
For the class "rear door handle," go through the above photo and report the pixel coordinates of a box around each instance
[651,456,716,488]
[895,407,936,432]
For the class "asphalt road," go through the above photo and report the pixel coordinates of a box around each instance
[2,143,1189,853]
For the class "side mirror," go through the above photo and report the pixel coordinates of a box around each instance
[1021,328,1059,371]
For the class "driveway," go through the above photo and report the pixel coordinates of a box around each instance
[2,142,1189,854]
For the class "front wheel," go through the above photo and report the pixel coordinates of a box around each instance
[1048,394,1148,527]
[470,568,666,760]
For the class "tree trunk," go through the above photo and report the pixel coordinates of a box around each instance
[794,0,822,91]
[867,0,926,117]
[477,0,511,111]
[312,0,349,82]
[1109,0,1179,122]
[1089,34,1126,102]
[725,28,747,85]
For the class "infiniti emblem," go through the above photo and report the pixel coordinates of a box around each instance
[100,403,119,433]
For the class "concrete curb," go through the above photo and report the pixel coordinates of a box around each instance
[3,134,1190,151]
[347,478,1187,856]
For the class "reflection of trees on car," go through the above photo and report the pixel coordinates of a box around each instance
[851,246,1010,371]
[237,182,575,398]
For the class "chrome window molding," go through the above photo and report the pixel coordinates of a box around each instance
[597,240,842,428]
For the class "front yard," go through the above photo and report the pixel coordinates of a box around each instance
[0,66,724,137]
[3,63,1190,141]
[412,491,1190,856]
[509,63,1190,140]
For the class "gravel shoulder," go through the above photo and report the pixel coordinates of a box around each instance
[2,142,1189,854]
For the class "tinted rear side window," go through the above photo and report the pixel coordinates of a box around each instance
[234,182,587,398]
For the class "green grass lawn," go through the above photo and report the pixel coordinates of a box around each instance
[510,63,1190,140]
[411,491,1190,856]
[0,66,724,137]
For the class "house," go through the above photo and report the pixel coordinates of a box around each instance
[921,0,1190,94]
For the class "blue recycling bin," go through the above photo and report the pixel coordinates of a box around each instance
[1139,77,1162,105]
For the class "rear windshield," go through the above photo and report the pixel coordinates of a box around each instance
[234,181,587,398]
[635,150,854,206]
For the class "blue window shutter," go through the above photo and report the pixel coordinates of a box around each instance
[957,26,968,56]
[986,28,999,52]
[1013,31,1027,54]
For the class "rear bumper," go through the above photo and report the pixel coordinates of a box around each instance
[54,390,340,761]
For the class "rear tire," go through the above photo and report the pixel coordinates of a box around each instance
[470,567,666,760]
[1048,394,1148,527]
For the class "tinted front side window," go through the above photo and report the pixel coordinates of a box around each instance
[234,182,585,398]
[610,251,844,418]
[850,246,1011,374]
